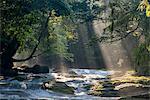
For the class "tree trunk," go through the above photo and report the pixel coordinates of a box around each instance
[0,16,50,76]
[0,38,19,76]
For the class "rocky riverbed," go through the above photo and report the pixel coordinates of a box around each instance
[0,69,149,100]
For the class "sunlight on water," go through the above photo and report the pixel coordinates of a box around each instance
[0,69,121,100]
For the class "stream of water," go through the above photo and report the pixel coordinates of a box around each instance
[0,69,121,100]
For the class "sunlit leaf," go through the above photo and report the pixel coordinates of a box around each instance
[146,45,150,52]
[132,32,141,37]
[146,4,150,17]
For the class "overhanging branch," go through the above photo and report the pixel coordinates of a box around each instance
[105,22,139,43]
[12,15,50,62]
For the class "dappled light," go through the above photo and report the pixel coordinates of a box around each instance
[0,0,150,99]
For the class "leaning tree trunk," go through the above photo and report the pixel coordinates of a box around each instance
[0,38,19,76]
[0,16,50,76]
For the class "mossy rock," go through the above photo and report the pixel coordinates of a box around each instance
[120,92,150,100]
[88,84,103,96]
[91,84,103,91]
[44,82,74,94]
[84,84,93,90]
[111,75,150,85]
[88,81,119,97]
[88,91,102,96]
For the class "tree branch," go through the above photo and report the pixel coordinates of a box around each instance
[105,23,139,43]
[12,15,50,62]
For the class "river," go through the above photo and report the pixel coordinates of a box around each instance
[0,69,122,100]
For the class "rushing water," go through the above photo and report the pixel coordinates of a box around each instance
[0,69,121,100]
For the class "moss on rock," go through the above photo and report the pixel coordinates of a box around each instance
[43,81,74,94]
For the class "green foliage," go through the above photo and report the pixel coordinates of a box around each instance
[1,0,46,51]
[133,44,150,66]
[133,43,150,76]
[106,0,150,75]
[66,0,105,23]
[47,82,74,94]
[38,10,76,61]
[92,0,150,43]
[84,0,150,75]
[1,0,107,63]
[1,0,75,61]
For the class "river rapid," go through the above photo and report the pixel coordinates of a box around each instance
[0,69,121,100]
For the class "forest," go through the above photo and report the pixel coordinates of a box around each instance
[0,0,150,99]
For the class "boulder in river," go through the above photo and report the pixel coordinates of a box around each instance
[42,81,74,94]
[12,75,27,81]
[1,69,18,77]
[117,83,150,98]
[23,65,49,74]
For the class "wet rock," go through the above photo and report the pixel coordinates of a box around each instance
[1,69,18,77]
[64,70,85,78]
[68,70,77,75]
[64,73,85,78]
[0,90,30,98]
[120,92,150,100]
[88,90,102,96]
[25,82,42,89]
[13,65,29,71]
[66,80,85,88]
[66,80,84,84]
[84,84,93,90]
[88,84,103,96]
[101,90,118,97]
[0,82,10,89]
[88,88,118,97]
[103,83,115,88]
[0,76,4,80]
[42,81,74,94]
[118,84,150,97]
[23,65,49,74]
[88,80,119,97]
[31,75,54,83]
[129,93,150,99]
[12,75,27,81]
[10,80,22,89]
